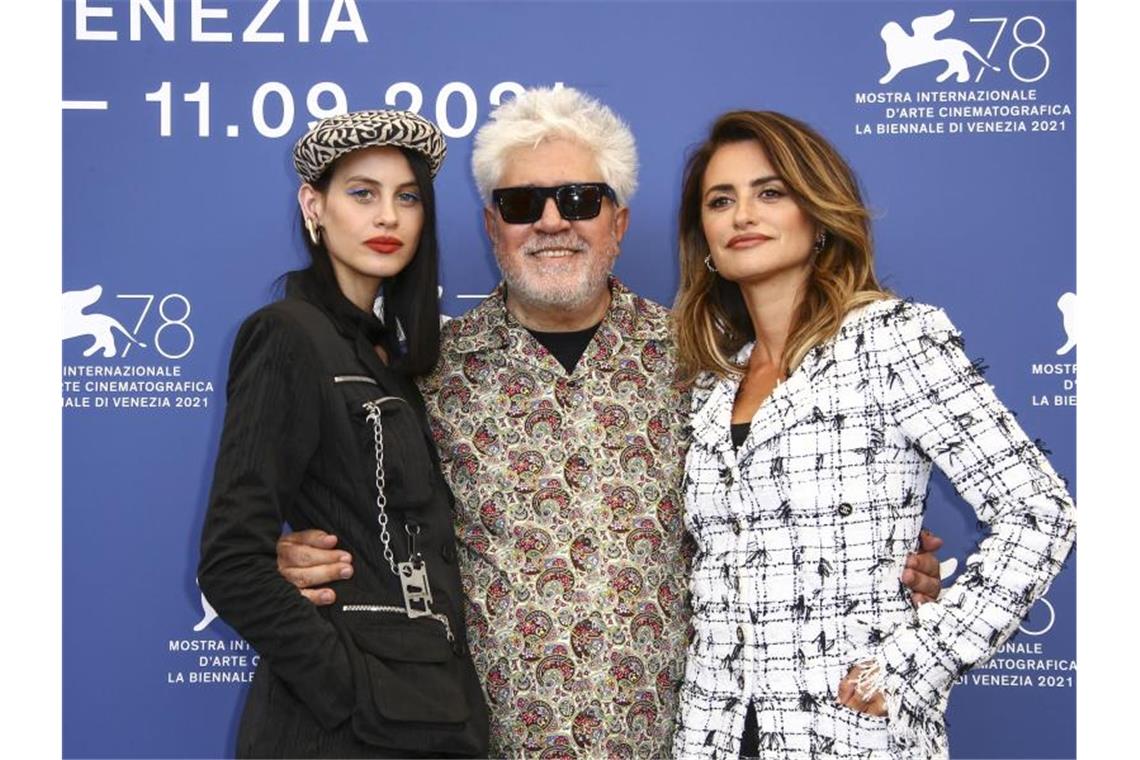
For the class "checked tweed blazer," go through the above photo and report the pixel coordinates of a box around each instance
[672,300,1075,759]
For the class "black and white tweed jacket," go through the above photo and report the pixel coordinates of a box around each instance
[672,299,1075,759]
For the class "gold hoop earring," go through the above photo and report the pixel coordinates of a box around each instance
[305,217,322,246]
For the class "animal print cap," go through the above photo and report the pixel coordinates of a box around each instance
[292,109,446,182]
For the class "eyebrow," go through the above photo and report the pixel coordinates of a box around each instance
[703,175,784,197]
[343,175,419,189]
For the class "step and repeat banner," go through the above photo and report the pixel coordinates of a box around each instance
[62,1,1075,757]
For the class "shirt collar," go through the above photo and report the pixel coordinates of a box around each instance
[444,276,667,358]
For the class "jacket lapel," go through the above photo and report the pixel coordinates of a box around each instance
[350,332,440,454]
[690,341,830,463]
[735,354,820,461]
[689,377,735,457]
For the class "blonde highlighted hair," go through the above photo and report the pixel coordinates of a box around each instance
[673,110,889,383]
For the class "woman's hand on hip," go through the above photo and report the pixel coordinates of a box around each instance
[837,663,888,717]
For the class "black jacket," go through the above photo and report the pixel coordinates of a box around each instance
[198,273,488,758]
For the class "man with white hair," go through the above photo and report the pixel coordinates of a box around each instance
[419,86,692,756]
[277,86,942,757]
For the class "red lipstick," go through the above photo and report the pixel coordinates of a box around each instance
[365,236,403,254]
[727,233,771,249]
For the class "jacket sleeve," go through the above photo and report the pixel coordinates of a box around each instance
[198,309,354,729]
[869,302,1075,754]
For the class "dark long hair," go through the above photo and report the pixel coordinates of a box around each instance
[297,147,441,376]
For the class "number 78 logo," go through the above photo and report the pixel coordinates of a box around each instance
[878,10,1050,85]
[62,285,194,359]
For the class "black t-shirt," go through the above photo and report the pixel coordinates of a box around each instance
[526,322,602,374]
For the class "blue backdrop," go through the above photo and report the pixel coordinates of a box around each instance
[62,1,1075,757]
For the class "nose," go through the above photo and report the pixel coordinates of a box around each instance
[374,196,398,228]
[534,197,571,233]
[733,196,757,228]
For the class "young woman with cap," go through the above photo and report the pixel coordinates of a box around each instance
[198,110,489,758]
[669,111,1075,759]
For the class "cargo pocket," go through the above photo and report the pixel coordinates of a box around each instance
[338,609,469,725]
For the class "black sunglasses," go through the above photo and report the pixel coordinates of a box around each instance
[491,183,617,224]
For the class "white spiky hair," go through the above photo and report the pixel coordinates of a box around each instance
[471,86,639,207]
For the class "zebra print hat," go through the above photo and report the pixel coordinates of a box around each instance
[293,109,447,183]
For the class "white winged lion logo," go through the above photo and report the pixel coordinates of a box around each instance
[1056,292,1076,356]
[62,284,146,358]
[879,9,1001,84]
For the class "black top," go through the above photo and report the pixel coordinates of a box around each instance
[734,418,756,757]
[198,271,488,757]
[731,422,750,450]
[527,322,602,374]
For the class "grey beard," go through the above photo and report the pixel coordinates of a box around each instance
[495,232,618,312]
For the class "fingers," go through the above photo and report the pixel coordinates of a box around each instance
[299,588,337,606]
[278,533,353,569]
[918,529,944,552]
[278,558,353,589]
[276,531,355,605]
[905,549,939,577]
[863,692,887,717]
[837,663,889,717]
[279,542,352,570]
[837,680,870,712]
[277,532,354,591]
[900,565,942,600]
[836,677,855,707]
[284,529,340,550]
[836,668,865,710]
[911,591,938,607]
[903,542,943,597]
[837,675,887,716]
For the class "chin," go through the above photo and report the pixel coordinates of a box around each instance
[369,256,416,279]
[510,276,599,310]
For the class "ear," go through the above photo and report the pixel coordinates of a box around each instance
[482,206,497,244]
[611,206,631,245]
[297,183,324,223]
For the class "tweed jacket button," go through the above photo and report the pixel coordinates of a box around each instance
[837,502,853,517]
[736,625,744,643]
[731,518,741,536]
[737,674,745,689]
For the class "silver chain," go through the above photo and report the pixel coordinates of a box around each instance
[358,397,454,645]
[362,398,398,576]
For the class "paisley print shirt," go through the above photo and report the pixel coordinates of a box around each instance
[419,278,692,758]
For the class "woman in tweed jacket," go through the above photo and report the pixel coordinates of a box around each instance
[669,111,1075,759]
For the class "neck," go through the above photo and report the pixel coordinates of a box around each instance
[504,284,612,332]
[334,271,382,313]
[737,266,810,367]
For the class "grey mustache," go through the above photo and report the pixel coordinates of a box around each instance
[519,234,588,255]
